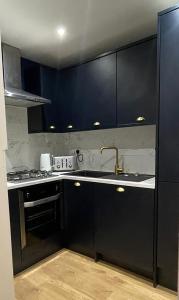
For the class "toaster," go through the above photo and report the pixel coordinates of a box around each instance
[53,156,76,171]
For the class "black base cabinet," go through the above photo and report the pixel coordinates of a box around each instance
[94,183,155,278]
[8,190,22,275]
[157,182,179,291]
[9,180,155,285]
[64,180,95,258]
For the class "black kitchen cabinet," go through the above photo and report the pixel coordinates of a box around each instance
[57,67,84,132]
[22,37,157,134]
[58,53,117,132]
[157,182,179,291]
[8,190,22,274]
[94,183,154,278]
[156,6,179,291]
[117,38,157,127]
[64,180,95,257]
[21,58,59,133]
[158,8,179,182]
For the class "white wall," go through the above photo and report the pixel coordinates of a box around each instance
[6,105,156,174]
[0,37,15,300]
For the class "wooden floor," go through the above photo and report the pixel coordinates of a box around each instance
[15,250,177,300]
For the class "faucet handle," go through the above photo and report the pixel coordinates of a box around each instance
[115,166,123,175]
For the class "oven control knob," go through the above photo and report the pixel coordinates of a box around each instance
[26,192,30,199]
[57,165,60,169]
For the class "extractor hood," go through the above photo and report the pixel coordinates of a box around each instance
[2,44,51,107]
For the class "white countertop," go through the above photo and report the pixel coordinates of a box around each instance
[7,171,155,190]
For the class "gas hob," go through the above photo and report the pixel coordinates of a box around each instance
[7,170,57,183]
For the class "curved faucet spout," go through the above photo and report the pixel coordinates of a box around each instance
[100,146,123,175]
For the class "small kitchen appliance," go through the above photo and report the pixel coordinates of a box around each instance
[53,156,76,171]
[40,153,52,171]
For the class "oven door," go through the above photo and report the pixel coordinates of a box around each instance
[19,182,63,269]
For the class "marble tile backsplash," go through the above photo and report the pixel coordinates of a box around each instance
[70,149,155,175]
[5,106,156,174]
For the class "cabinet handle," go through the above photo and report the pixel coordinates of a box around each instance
[116,187,125,193]
[74,182,81,187]
[136,116,145,122]
[93,121,101,126]
[67,124,73,129]
[49,125,56,130]
[19,191,27,249]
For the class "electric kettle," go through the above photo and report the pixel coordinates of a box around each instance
[40,153,52,171]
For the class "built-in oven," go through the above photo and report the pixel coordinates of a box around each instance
[19,181,63,269]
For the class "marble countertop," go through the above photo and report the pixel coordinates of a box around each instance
[7,171,155,190]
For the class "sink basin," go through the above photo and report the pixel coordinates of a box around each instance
[66,170,113,178]
[101,173,154,182]
[66,170,154,182]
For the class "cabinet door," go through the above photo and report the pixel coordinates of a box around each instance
[117,38,157,127]
[95,184,154,277]
[58,53,116,132]
[21,58,59,133]
[78,53,116,130]
[157,182,179,291]
[8,190,22,274]
[158,9,179,182]
[40,65,59,132]
[57,67,84,132]
[64,180,94,257]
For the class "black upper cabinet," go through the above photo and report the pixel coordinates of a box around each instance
[57,67,84,132]
[40,66,58,131]
[117,38,157,127]
[158,8,179,182]
[58,53,117,132]
[8,190,22,275]
[21,58,59,133]
[95,183,154,278]
[22,37,157,133]
[64,180,95,257]
[157,182,179,291]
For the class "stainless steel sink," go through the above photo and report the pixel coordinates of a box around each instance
[101,173,154,182]
[66,170,113,178]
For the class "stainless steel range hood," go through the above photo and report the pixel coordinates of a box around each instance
[2,44,51,107]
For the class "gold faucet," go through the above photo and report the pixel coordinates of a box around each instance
[100,146,123,175]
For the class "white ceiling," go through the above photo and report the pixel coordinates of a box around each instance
[0,0,178,68]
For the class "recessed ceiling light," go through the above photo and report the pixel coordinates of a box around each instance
[57,26,66,38]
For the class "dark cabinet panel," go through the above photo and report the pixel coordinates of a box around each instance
[158,9,179,182]
[58,53,116,132]
[40,65,59,132]
[157,182,179,291]
[117,38,157,127]
[21,58,59,133]
[57,67,84,132]
[95,183,154,277]
[8,190,22,274]
[78,53,117,130]
[64,180,95,257]
[22,38,156,133]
